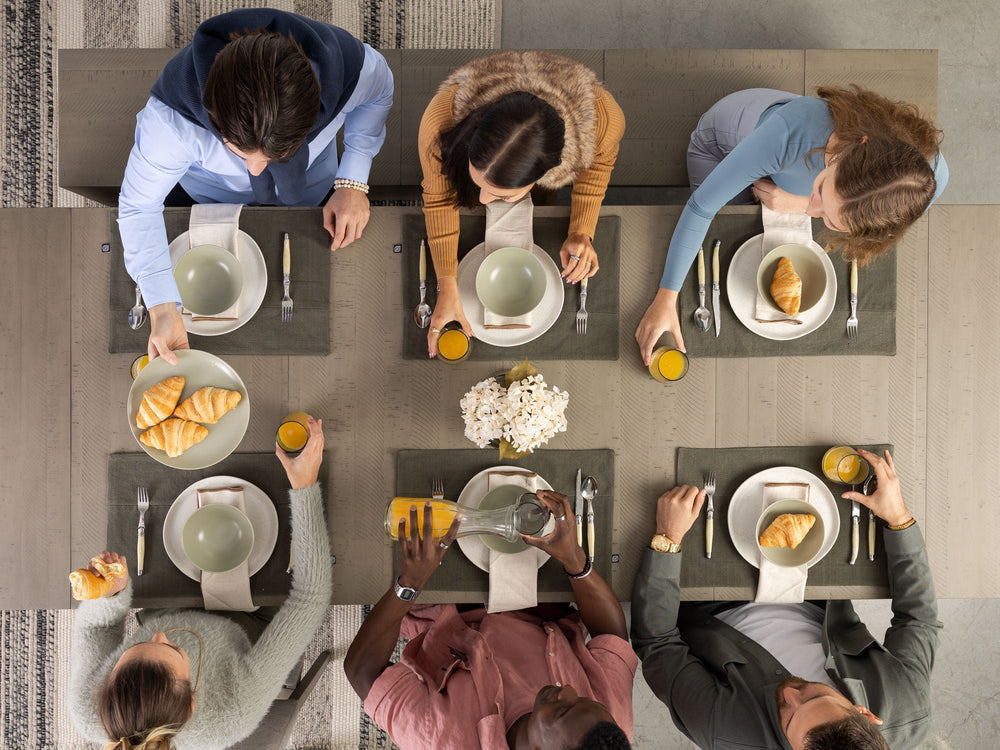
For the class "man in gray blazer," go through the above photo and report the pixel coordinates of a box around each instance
[631,449,940,750]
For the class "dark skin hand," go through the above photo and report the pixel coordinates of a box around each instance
[344,503,461,700]
[521,490,628,640]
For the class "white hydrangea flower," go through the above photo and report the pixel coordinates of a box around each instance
[460,373,569,452]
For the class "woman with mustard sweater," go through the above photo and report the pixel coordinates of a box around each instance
[417,51,625,357]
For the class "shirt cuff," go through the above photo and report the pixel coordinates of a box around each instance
[138,268,182,309]
[336,151,374,186]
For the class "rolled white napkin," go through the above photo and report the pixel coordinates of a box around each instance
[486,470,541,613]
[183,203,244,321]
[482,198,535,329]
[196,486,258,612]
[754,205,813,323]
[754,481,812,603]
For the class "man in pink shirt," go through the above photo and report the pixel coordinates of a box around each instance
[345,491,637,749]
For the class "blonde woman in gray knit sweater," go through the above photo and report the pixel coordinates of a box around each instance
[68,417,331,750]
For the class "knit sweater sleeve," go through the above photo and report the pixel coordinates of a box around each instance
[67,580,135,742]
[230,483,332,724]
[568,87,625,241]
[419,87,462,279]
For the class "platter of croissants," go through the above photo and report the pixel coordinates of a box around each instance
[128,350,249,469]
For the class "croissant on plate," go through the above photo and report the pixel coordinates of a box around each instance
[69,557,127,600]
[140,417,208,457]
[770,257,803,316]
[173,386,242,424]
[759,513,816,549]
[136,376,186,429]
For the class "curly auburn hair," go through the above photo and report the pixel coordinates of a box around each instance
[817,85,943,266]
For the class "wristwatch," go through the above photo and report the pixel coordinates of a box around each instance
[393,576,419,602]
[650,534,682,553]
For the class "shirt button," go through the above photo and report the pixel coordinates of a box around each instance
[775,669,783,675]
[548,652,554,656]
[556,682,561,687]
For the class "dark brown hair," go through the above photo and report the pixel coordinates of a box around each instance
[817,85,943,266]
[571,720,631,749]
[438,91,565,208]
[804,711,889,749]
[203,29,320,161]
[97,659,192,750]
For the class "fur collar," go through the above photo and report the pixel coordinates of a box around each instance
[440,51,600,189]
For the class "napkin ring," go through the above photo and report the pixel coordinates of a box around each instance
[564,558,592,579]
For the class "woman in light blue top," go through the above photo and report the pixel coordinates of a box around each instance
[635,85,947,362]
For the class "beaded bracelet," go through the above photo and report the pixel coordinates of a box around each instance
[564,558,593,579]
[888,517,916,531]
[334,178,370,194]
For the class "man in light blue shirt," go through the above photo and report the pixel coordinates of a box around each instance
[120,9,393,362]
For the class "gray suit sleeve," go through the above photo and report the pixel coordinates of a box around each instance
[882,523,942,684]
[630,548,721,748]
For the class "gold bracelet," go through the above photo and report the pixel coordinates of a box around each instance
[334,178,370,195]
[888,517,916,531]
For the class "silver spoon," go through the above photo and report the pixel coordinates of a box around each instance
[581,476,598,562]
[693,247,712,332]
[414,239,433,328]
[128,285,147,330]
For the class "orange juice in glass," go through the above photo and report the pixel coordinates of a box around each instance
[822,446,871,484]
[386,498,461,538]
[276,411,311,455]
[649,346,689,382]
[130,354,150,380]
[437,325,471,363]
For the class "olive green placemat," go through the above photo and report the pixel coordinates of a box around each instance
[394,449,614,597]
[675,444,892,592]
[401,214,621,360]
[108,208,330,355]
[107,451,330,608]
[680,215,896,357]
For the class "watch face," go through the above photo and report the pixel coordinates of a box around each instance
[399,587,415,601]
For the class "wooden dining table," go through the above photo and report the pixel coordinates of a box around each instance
[3,203,995,609]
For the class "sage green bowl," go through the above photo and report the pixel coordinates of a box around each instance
[173,244,244,315]
[755,499,825,568]
[182,504,255,573]
[755,243,828,316]
[475,247,548,317]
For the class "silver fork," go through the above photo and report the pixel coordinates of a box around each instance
[281,232,293,323]
[575,278,589,334]
[846,259,858,339]
[431,477,444,500]
[137,487,149,576]
[704,472,716,559]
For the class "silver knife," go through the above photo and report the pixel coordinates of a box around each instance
[575,469,583,549]
[849,499,860,565]
[712,239,721,337]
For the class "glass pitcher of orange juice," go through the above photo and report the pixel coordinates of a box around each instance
[385,495,549,542]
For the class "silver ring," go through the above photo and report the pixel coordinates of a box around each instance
[587,262,592,266]
[438,541,450,550]
[555,514,567,522]
[569,254,581,261]
[430,327,441,334]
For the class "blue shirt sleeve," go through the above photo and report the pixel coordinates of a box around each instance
[659,113,794,290]
[336,44,394,184]
[930,151,948,205]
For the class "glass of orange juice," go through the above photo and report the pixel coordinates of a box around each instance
[436,324,471,363]
[649,346,689,382]
[821,446,871,485]
[276,411,311,455]
[130,354,150,380]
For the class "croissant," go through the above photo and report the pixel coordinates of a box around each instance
[759,513,816,549]
[173,386,242,424]
[136,376,186,430]
[69,558,126,600]
[140,417,208,457]
[770,257,802,316]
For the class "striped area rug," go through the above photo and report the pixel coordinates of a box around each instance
[0,0,500,209]
[0,2,497,746]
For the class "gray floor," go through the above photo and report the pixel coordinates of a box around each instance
[503,2,1000,747]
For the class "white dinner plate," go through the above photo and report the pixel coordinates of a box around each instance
[163,475,279,581]
[727,466,840,569]
[456,242,565,346]
[456,466,553,571]
[127,349,249,470]
[726,233,837,340]
[169,230,268,336]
